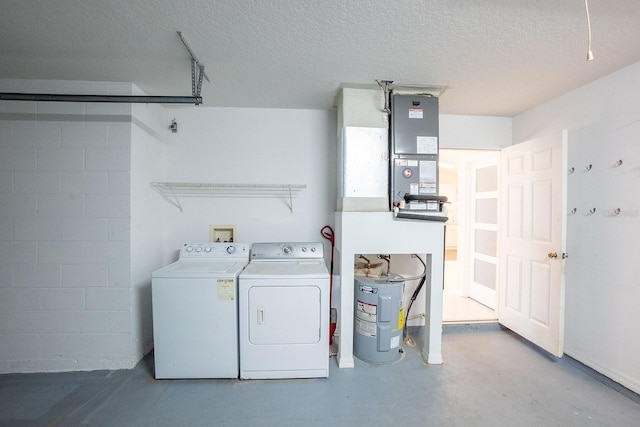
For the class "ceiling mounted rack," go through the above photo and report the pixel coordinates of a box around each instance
[0,93,202,104]
[150,182,307,213]
[0,31,207,105]
[177,30,209,99]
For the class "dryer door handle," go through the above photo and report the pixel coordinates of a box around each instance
[257,308,265,325]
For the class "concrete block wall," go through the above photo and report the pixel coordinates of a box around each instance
[0,80,157,372]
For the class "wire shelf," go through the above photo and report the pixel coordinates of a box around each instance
[150,182,307,212]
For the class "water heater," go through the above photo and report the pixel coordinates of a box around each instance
[354,275,404,364]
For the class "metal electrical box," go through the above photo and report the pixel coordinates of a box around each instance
[390,94,441,214]
[391,95,439,156]
[392,157,438,201]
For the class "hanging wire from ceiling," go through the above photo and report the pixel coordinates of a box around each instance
[585,0,594,61]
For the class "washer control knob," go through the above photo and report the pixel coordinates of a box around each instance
[195,246,202,252]
[204,246,212,252]
[226,245,236,254]
[311,247,316,252]
[302,247,307,252]
[283,245,293,255]
[186,246,193,252]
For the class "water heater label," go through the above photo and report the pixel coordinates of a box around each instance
[390,335,400,349]
[356,300,377,322]
[355,318,377,337]
[217,279,235,301]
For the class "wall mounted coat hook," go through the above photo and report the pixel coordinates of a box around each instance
[585,164,592,171]
[588,207,596,215]
[169,119,178,133]
[569,208,577,215]
[615,159,623,166]
[613,208,621,215]
[568,167,575,174]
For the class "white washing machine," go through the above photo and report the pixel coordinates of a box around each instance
[239,242,330,379]
[151,242,249,379]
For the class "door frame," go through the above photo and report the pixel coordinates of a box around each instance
[467,153,501,310]
[440,149,500,319]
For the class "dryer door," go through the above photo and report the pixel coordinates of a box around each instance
[248,285,321,345]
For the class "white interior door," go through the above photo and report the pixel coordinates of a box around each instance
[499,130,567,357]
[468,153,500,309]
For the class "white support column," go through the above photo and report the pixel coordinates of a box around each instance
[335,212,445,368]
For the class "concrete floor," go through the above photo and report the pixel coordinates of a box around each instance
[443,288,497,323]
[1,325,639,427]
[442,254,498,324]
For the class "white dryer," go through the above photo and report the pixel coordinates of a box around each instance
[151,242,249,379]
[239,242,330,379]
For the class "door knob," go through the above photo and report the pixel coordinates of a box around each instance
[548,252,558,259]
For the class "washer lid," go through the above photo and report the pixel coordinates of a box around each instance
[152,260,248,278]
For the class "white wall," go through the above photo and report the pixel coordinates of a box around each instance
[513,62,640,144]
[513,61,640,394]
[440,114,512,149]
[0,79,164,373]
[0,79,512,373]
[157,108,513,256]
[158,107,338,262]
[155,107,512,310]
[130,103,166,361]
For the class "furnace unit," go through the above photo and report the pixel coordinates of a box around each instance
[390,94,447,220]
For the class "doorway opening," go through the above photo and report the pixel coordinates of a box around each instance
[440,149,499,323]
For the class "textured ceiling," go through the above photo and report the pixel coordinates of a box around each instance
[1,0,640,116]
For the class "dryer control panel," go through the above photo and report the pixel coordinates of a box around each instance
[250,242,324,260]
